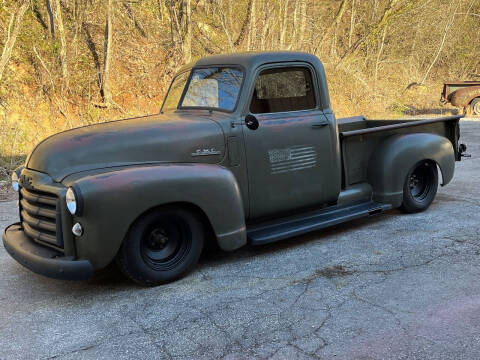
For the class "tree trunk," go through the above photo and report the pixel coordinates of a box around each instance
[374,25,387,96]
[279,0,289,49]
[330,0,348,56]
[102,0,113,104]
[298,0,307,48]
[235,0,254,48]
[0,1,29,83]
[419,2,459,85]
[337,0,400,68]
[54,0,68,87]
[182,0,192,63]
[46,0,55,37]
[348,0,356,47]
[247,0,256,50]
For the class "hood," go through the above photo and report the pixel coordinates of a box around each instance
[27,112,226,182]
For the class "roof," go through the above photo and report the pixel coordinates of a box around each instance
[178,51,323,73]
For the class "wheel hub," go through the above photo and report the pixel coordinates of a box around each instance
[148,229,169,250]
[473,101,480,116]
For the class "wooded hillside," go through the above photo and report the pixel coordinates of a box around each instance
[0,0,479,172]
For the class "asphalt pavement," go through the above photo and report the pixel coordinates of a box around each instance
[1,120,479,360]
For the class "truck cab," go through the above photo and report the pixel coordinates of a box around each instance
[3,52,465,286]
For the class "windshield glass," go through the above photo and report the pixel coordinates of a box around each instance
[162,67,243,112]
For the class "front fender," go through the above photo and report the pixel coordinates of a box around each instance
[65,164,246,269]
[368,133,455,207]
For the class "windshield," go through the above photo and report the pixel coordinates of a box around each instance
[161,67,243,112]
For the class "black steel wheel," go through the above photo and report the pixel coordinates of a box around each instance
[471,97,480,116]
[116,206,204,286]
[400,161,438,213]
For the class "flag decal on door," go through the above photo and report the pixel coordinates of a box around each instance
[268,146,317,174]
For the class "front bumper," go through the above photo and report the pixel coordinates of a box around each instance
[2,223,93,281]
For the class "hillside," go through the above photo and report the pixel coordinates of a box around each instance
[0,0,479,182]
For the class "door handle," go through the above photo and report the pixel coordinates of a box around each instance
[312,122,329,128]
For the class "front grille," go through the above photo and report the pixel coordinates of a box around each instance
[19,187,63,250]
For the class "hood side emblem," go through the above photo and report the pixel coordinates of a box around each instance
[191,148,221,157]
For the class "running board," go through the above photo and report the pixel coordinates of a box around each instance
[247,201,392,246]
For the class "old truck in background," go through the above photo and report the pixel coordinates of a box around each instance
[3,52,468,286]
[441,80,480,116]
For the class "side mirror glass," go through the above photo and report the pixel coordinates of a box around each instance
[245,114,259,130]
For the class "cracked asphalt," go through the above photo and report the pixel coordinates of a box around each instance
[1,120,479,360]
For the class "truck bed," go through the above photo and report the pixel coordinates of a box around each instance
[337,115,462,187]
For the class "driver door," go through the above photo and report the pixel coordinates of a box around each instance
[243,64,337,219]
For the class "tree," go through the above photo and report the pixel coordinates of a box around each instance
[166,0,192,63]
[101,0,114,105]
[46,0,55,37]
[54,0,68,87]
[0,1,29,83]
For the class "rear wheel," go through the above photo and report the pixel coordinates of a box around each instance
[400,161,438,213]
[116,206,204,286]
[470,97,480,116]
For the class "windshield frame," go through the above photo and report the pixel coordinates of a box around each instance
[160,65,246,114]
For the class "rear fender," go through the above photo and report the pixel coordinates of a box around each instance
[450,86,480,107]
[368,133,455,207]
[67,164,246,269]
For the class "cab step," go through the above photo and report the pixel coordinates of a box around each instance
[247,201,392,245]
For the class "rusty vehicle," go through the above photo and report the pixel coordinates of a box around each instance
[441,81,480,115]
[3,52,468,286]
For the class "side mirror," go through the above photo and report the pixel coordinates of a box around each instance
[245,114,259,130]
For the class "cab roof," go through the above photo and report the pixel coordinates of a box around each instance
[178,51,323,73]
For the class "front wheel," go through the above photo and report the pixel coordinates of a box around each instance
[399,161,438,213]
[470,97,480,116]
[116,206,204,286]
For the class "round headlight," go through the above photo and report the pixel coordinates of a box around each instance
[11,172,19,192]
[66,187,77,215]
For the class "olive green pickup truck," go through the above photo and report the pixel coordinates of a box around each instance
[3,52,468,286]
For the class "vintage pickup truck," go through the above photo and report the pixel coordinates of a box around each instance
[3,52,467,286]
[441,80,480,115]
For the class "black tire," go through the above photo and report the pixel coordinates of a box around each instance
[400,161,438,213]
[471,97,480,116]
[116,206,204,286]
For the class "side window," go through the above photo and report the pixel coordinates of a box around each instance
[250,67,316,114]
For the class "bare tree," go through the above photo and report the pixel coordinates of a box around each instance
[46,0,55,37]
[348,0,356,47]
[279,0,290,49]
[166,0,192,63]
[235,0,255,47]
[337,0,401,68]
[419,1,459,85]
[0,1,29,83]
[101,0,114,105]
[183,0,192,62]
[247,0,256,50]
[298,0,307,48]
[54,0,68,87]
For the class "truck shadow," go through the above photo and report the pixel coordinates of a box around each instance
[84,209,400,288]
[199,209,402,267]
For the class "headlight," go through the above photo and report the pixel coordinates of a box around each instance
[66,187,77,215]
[11,172,19,192]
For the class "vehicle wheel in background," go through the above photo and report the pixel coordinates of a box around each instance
[470,97,480,116]
[116,206,204,286]
[399,161,438,213]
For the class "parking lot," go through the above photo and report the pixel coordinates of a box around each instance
[1,120,479,360]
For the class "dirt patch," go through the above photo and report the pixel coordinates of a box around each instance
[292,265,355,284]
